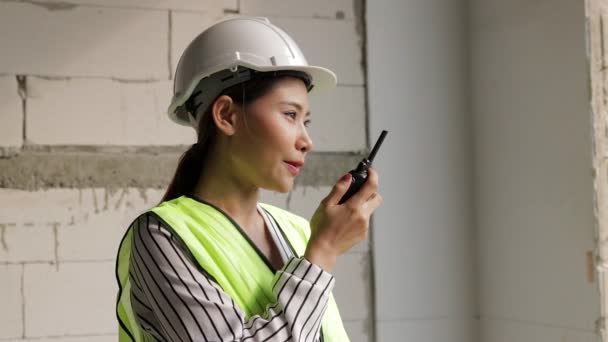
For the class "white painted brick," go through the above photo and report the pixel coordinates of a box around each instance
[24,262,116,337]
[0,265,23,339]
[309,86,366,152]
[241,0,355,20]
[270,17,364,85]
[170,11,229,78]
[58,188,165,261]
[0,188,71,263]
[32,0,236,11]
[27,78,118,145]
[332,252,372,321]
[0,224,55,263]
[2,336,116,342]
[342,320,372,342]
[119,81,197,145]
[0,188,164,262]
[0,3,168,79]
[0,188,83,224]
[0,76,22,155]
[27,78,195,145]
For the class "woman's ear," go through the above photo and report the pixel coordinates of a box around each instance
[210,95,238,136]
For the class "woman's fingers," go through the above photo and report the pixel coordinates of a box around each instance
[323,173,352,205]
[308,168,383,261]
[347,167,379,207]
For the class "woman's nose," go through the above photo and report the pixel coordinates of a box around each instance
[297,127,313,153]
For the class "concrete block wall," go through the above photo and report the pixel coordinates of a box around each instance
[0,188,163,341]
[0,77,22,155]
[0,1,372,341]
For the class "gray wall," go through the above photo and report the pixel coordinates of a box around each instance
[367,0,599,341]
[366,0,477,341]
[471,0,599,340]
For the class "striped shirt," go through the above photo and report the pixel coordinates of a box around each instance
[128,201,335,342]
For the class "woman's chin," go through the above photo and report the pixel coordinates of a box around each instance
[277,183,293,193]
[269,179,295,193]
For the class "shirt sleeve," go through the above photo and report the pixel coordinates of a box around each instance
[129,212,335,342]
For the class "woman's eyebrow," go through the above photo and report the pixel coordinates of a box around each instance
[279,101,311,116]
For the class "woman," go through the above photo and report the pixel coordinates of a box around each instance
[115,17,382,342]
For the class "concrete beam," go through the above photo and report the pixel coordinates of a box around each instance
[0,147,366,190]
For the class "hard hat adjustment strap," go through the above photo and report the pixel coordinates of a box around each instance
[181,67,313,126]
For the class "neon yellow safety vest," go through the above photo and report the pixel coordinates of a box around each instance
[115,195,350,341]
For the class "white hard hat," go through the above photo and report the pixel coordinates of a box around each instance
[168,16,338,127]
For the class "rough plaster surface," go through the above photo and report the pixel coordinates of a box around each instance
[0,147,365,190]
[587,0,608,340]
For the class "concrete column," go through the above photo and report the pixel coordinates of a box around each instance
[366,1,476,341]
[471,0,599,340]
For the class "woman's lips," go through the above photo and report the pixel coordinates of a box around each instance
[284,161,302,175]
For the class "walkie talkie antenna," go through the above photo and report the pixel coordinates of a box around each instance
[338,130,388,204]
[367,130,388,163]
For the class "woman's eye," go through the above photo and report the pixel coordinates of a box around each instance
[304,120,311,127]
[284,112,297,119]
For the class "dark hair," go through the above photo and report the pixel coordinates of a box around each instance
[159,70,311,204]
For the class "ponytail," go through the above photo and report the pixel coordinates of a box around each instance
[159,143,206,203]
[159,109,216,204]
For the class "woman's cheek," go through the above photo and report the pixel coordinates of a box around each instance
[261,113,290,144]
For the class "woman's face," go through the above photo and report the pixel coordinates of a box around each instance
[229,77,313,193]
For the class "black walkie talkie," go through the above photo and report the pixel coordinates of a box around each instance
[339,130,388,204]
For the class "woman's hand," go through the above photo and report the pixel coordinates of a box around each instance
[304,168,383,272]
